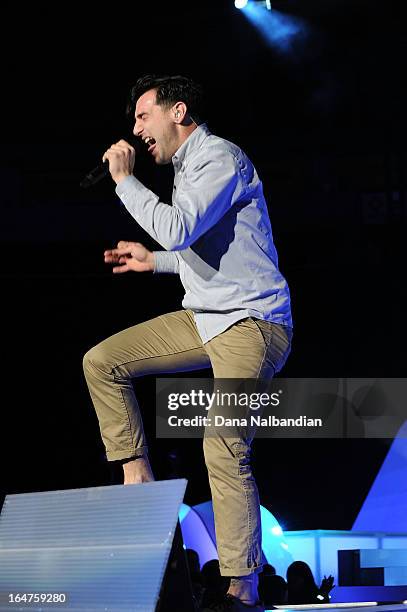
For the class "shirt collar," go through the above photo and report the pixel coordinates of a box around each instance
[172,123,211,170]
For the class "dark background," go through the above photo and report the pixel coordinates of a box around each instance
[1,0,405,531]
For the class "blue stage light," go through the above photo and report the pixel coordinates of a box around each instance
[235,0,272,9]
[240,1,306,54]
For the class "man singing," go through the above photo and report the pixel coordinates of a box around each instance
[83,74,292,611]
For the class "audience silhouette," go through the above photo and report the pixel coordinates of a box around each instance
[184,551,334,609]
[258,572,287,607]
[185,548,205,609]
[261,563,276,576]
[286,560,334,604]
[200,559,230,609]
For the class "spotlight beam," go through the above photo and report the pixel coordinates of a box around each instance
[236,1,308,55]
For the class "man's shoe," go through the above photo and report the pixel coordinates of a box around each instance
[200,593,267,611]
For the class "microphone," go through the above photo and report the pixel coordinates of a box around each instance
[80,137,143,189]
[80,160,110,189]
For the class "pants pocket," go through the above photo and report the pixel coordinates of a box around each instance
[251,319,292,375]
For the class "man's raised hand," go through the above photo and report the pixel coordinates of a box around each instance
[102,139,136,184]
[104,241,155,273]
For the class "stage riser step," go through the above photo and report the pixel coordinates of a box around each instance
[0,480,190,612]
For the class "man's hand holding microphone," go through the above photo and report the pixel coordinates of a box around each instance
[102,139,136,185]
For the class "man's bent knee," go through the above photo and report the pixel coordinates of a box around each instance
[83,342,112,378]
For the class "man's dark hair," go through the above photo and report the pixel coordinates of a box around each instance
[126,74,206,125]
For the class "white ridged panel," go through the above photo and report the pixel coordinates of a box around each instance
[0,479,187,611]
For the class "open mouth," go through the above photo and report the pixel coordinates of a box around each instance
[144,136,156,153]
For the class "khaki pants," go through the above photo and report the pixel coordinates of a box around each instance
[83,309,292,577]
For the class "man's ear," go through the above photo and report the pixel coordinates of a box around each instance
[173,102,187,122]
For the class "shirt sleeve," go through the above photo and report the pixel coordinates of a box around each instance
[115,148,245,251]
[153,251,180,274]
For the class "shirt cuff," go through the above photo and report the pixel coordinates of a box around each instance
[153,251,180,274]
[115,175,142,198]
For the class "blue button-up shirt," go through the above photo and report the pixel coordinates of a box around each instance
[116,123,292,344]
